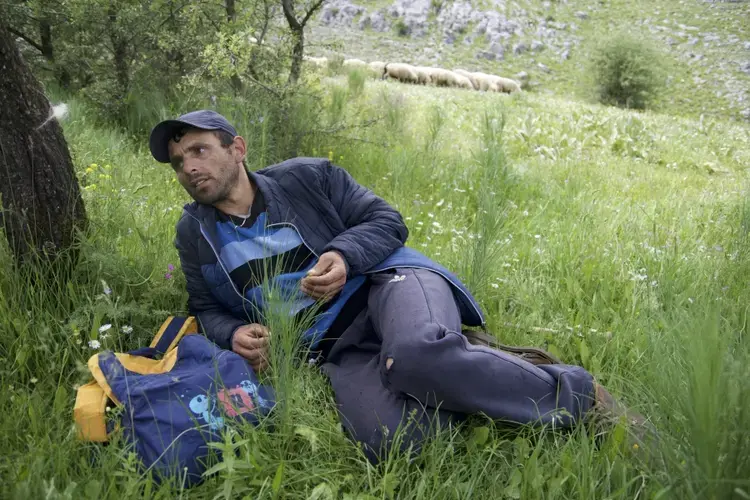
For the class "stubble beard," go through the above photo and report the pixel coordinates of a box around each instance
[188,160,240,206]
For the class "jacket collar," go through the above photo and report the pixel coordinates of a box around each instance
[182,167,302,235]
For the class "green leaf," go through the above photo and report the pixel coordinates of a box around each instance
[54,385,68,415]
[578,339,591,369]
[272,461,284,497]
[502,469,522,499]
[309,483,334,500]
[546,343,562,360]
[84,479,102,499]
[202,461,228,477]
[295,425,319,452]
[382,472,400,499]
[470,426,490,446]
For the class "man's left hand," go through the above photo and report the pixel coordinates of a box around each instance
[301,251,347,301]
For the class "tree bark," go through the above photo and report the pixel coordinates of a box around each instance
[0,18,88,268]
[281,0,326,85]
[107,4,129,99]
[225,0,236,22]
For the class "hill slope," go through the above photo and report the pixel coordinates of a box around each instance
[306,0,750,122]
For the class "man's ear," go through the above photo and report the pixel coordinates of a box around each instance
[232,136,247,164]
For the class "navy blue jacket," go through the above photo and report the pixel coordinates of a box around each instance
[174,157,485,350]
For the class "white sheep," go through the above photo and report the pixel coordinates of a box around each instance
[343,58,368,70]
[453,69,480,90]
[383,63,419,84]
[413,66,433,85]
[424,67,472,89]
[494,76,522,94]
[303,55,329,69]
[368,61,387,78]
[469,72,499,92]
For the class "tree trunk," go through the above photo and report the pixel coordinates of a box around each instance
[107,4,129,100]
[0,19,88,268]
[226,0,236,22]
[39,18,70,89]
[281,0,326,86]
[288,26,303,85]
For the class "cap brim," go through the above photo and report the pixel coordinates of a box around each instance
[149,119,217,163]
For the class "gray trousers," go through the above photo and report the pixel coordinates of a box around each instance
[321,268,596,463]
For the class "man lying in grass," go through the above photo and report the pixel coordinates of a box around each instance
[149,110,651,463]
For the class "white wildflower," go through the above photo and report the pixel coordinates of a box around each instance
[30,378,38,384]
[122,325,133,334]
[534,234,541,239]
[88,339,101,349]
[436,199,444,207]
[52,103,69,120]
[522,210,529,216]
[99,324,112,333]
[491,283,499,289]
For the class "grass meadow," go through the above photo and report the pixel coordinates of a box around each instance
[2,71,750,499]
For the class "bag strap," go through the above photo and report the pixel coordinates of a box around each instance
[149,316,197,355]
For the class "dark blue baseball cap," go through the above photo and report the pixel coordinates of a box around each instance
[149,110,238,163]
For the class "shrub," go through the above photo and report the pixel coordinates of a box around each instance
[347,68,367,97]
[394,18,410,37]
[590,32,666,110]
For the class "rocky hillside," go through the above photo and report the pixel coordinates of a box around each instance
[306,0,750,123]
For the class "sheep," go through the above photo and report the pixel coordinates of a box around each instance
[413,66,433,85]
[453,73,474,90]
[368,61,387,78]
[494,76,522,94]
[302,55,329,69]
[471,71,522,94]
[343,58,368,70]
[453,69,480,90]
[421,67,450,86]
[423,67,472,89]
[469,72,499,92]
[383,62,419,84]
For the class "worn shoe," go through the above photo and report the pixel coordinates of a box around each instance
[588,383,660,463]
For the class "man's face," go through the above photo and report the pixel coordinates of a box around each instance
[168,129,241,205]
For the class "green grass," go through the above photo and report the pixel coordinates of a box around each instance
[2,70,750,499]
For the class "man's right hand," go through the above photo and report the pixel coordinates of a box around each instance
[231,323,270,373]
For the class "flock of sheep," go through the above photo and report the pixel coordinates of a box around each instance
[303,56,523,94]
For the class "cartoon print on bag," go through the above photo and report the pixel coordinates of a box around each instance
[188,394,225,430]
[240,380,269,409]
[218,387,255,417]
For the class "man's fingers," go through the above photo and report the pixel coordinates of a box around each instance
[302,269,344,287]
[302,277,344,295]
[302,278,345,299]
[234,334,268,351]
[247,324,270,338]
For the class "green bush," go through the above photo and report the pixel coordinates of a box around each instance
[347,68,367,97]
[590,32,666,110]
[394,18,410,37]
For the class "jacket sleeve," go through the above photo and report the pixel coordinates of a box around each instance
[319,162,409,276]
[174,216,246,350]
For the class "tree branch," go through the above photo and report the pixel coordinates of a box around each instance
[280,0,301,30]
[8,26,43,54]
[301,0,326,27]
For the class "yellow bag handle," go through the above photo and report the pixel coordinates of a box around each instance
[73,316,198,442]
